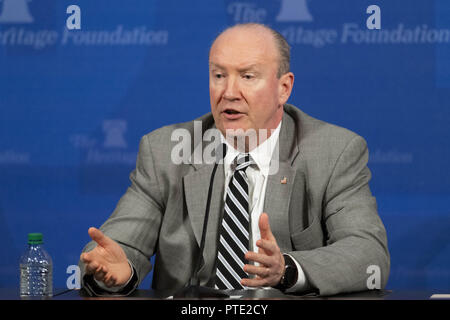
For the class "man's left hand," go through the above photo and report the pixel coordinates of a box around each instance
[241,212,285,287]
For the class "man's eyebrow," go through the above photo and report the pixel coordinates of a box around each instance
[209,63,260,72]
[209,62,224,70]
[237,64,260,72]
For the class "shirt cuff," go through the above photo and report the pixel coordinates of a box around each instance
[94,260,135,293]
[284,253,309,293]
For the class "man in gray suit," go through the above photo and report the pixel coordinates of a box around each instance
[79,23,389,296]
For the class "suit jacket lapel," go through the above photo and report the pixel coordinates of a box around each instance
[183,131,225,283]
[263,162,296,251]
[183,163,224,250]
[263,109,300,250]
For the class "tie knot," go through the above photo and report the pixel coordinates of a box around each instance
[235,153,254,172]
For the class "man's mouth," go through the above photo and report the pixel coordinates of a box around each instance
[224,109,240,115]
[222,108,245,120]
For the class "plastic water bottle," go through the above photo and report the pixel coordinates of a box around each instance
[19,233,53,298]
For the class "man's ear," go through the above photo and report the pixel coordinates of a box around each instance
[278,72,294,105]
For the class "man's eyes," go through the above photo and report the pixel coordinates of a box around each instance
[212,72,225,79]
[211,72,256,80]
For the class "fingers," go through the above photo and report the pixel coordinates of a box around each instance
[245,251,272,266]
[80,252,90,263]
[84,262,117,287]
[81,252,109,282]
[243,223,285,287]
[243,264,270,278]
[80,251,105,270]
[94,266,107,282]
[102,273,118,288]
[242,258,284,288]
[104,278,115,288]
[241,277,267,288]
[256,239,278,255]
[88,227,112,248]
[84,260,99,275]
[258,213,275,241]
[81,248,131,288]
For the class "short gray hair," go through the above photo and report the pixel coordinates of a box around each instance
[212,23,291,78]
[269,26,291,78]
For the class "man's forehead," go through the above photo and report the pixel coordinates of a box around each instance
[209,27,278,68]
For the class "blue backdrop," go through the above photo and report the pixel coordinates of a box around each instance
[1,0,449,292]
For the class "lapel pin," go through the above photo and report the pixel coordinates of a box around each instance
[281,177,287,184]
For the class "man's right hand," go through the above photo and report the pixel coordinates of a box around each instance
[80,227,132,288]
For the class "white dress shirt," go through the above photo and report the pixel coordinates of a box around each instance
[221,121,308,292]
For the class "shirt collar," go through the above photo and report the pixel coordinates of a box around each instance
[221,121,282,177]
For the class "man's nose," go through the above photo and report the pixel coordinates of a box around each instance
[223,76,241,101]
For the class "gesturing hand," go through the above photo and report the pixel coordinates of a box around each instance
[241,213,285,287]
[80,227,131,288]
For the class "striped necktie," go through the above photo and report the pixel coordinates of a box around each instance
[215,153,254,290]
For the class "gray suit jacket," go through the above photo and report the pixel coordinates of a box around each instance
[80,104,390,296]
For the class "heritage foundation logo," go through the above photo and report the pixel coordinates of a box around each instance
[103,120,127,149]
[71,120,137,165]
[0,0,34,23]
[276,0,313,22]
[227,0,314,24]
[0,1,168,49]
[226,1,450,48]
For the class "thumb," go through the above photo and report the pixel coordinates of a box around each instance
[258,213,274,240]
[88,227,113,248]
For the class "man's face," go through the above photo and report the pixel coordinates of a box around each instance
[209,27,293,143]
